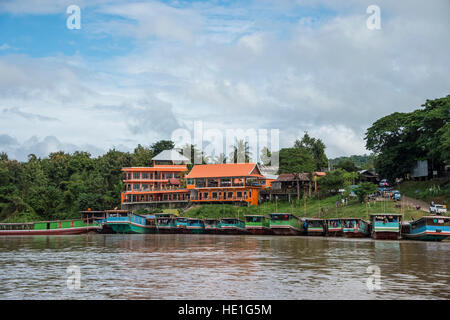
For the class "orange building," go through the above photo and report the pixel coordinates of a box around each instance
[121,150,190,209]
[185,163,266,206]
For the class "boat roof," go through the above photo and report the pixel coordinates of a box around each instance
[369,213,403,216]
[244,215,266,217]
[418,216,450,219]
[220,217,244,222]
[301,217,324,221]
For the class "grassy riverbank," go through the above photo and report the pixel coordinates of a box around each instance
[183,195,425,221]
[397,180,450,205]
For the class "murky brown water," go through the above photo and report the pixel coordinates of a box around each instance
[0,234,449,299]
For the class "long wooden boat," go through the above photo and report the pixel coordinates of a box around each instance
[174,217,189,233]
[370,213,402,240]
[302,218,326,236]
[219,218,249,235]
[0,219,101,236]
[156,213,177,234]
[402,216,450,241]
[105,211,157,234]
[185,218,205,234]
[244,215,273,235]
[342,218,370,238]
[269,213,303,235]
[204,219,220,234]
[327,218,343,237]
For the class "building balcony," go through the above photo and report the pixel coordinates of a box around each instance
[123,187,188,193]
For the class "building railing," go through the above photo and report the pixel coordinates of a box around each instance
[124,186,187,192]
[191,197,248,201]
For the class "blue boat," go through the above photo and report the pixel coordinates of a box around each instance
[105,211,157,234]
[402,216,450,241]
[156,213,177,234]
[342,218,371,238]
[185,218,205,234]
[370,213,402,240]
[173,217,189,233]
[204,219,220,234]
[327,218,343,237]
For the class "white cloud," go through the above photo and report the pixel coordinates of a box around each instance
[0,0,449,160]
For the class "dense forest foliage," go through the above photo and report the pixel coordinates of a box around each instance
[0,141,174,222]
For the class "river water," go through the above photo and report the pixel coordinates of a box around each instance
[0,234,449,300]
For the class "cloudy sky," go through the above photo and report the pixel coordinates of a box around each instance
[0,0,449,161]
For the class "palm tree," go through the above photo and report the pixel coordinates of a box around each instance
[229,139,252,163]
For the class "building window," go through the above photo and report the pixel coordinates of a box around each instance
[203,192,209,199]
[196,179,206,188]
[228,191,233,199]
[212,192,218,199]
[220,178,231,187]
[142,184,149,190]
[237,191,242,198]
[142,173,149,179]
[187,178,194,185]
[133,172,140,179]
[133,184,140,190]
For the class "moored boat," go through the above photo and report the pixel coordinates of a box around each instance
[219,218,249,234]
[204,219,220,234]
[402,216,450,241]
[185,218,205,234]
[302,218,326,236]
[174,217,189,233]
[105,211,157,234]
[244,215,273,235]
[327,218,343,237]
[156,213,177,234]
[342,218,370,238]
[370,213,402,240]
[0,219,101,236]
[269,213,303,235]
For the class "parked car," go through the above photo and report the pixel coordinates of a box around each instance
[379,179,389,187]
[391,190,401,201]
[429,203,447,215]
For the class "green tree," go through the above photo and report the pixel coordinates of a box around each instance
[151,140,175,156]
[354,182,377,203]
[294,132,328,171]
[335,159,357,172]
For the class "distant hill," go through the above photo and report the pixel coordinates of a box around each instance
[329,154,374,170]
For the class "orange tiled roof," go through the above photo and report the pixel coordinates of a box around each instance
[186,163,263,178]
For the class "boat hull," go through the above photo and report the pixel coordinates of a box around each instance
[270,225,302,235]
[157,227,177,234]
[246,226,273,235]
[185,227,205,234]
[109,222,156,234]
[372,231,401,240]
[0,226,100,236]
[343,228,369,238]
[307,228,325,236]
[327,228,343,237]
[220,226,249,235]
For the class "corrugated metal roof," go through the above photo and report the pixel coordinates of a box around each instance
[152,149,190,162]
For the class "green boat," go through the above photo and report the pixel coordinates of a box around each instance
[105,211,157,234]
[269,213,303,235]
[244,215,273,235]
[0,219,101,235]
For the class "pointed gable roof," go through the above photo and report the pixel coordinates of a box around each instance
[152,149,190,163]
[186,163,263,178]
